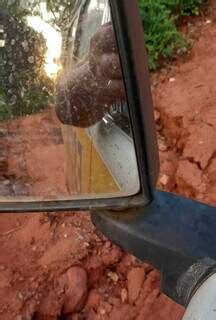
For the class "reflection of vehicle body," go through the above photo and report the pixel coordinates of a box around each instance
[60,0,139,196]
[88,116,139,192]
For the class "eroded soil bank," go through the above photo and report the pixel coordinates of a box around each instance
[154,19,216,206]
[0,8,215,320]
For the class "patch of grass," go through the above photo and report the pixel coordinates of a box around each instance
[139,0,204,69]
[164,0,203,16]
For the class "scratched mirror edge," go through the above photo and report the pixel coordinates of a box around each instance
[0,188,141,203]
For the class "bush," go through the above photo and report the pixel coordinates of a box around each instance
[161,0,203,16]
[139,0,204,69]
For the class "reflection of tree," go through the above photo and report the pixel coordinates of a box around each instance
[0,1,53,120]
[28,0,77,31]
[0,0,105,120]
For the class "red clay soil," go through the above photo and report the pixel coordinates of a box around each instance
[0,10,215,320]
[154,18,216,206]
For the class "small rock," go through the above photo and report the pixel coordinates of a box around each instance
[107,271,119,283]
[159,141,168,152]
[154,110,160,122]
[61,266,88,314]
[169,77,176,83]
[127,267,146,304]
[18,292,24,300]
[159,174,169,186]
[104,241,111,249]
[121,288,128,303]
[99,307,106,315]
[83,242,90,247]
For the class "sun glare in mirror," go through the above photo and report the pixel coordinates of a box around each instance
[27,4,62,78]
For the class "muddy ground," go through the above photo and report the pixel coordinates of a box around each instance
[0,7,215,320]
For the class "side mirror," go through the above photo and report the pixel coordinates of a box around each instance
[0,0,159,212]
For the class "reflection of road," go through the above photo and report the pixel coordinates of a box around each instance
[0,109,69,200]
[0,123,29,198]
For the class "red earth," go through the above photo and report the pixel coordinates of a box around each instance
[0,7,215,320]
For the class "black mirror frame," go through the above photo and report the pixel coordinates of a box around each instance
[0,0,159,213]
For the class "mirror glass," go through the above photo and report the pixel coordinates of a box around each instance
[0,0,140,202]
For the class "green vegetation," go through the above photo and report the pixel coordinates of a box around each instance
[0,2,53,120]
[139,0,204,69]
[0,0,205,121]
[161,0,203,16]
[0,0,77,121]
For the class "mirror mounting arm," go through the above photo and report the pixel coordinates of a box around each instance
[91,191,216,306]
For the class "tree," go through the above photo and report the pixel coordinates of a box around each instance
[0,1,53,120]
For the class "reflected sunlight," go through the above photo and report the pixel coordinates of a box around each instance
[88,0,105,11]
[27,15,62,78]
